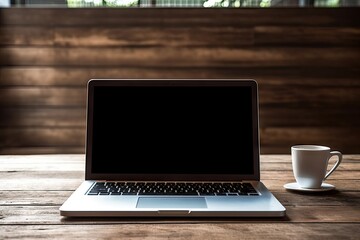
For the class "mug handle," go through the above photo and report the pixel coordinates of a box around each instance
[324,151,342,180]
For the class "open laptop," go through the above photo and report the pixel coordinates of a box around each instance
[60,79,286,217]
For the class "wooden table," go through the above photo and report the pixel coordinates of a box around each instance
[0,154,359,239]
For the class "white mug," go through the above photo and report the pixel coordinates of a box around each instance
[291,145,342,189]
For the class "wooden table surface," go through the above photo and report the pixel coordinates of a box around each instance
[0,154,359,239]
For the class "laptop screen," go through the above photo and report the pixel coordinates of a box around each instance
[86,80,259,181]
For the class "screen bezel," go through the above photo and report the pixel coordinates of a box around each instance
[85,79,260,181]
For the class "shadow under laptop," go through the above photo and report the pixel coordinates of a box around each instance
[60,215,290,224]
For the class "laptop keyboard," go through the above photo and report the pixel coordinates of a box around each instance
[87,182,259,196]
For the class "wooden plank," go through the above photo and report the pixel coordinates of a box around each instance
[0,154,84,162]
[0,128,86,147]
[0,108,86,127]
[1,8,359,27]
[0,178,83,191]
[260,107,360,127]
[273,191,360,207]
[284,206,360,222]
[0,191,72,206]
[0,26,54,46]
[258,85,360,107]
[0,26,254,47]
[0,224,360,240]
[0,154,85,171]
[54,27,254,47]
[0,171,83,180]
[1,47,359,67]
[0,206,359,224]
[260,127,360,154]
[0,87,86,107]
[0,147,85,155]
[0,224,359,240]
[254,26,360,46]
[1,67,359,87]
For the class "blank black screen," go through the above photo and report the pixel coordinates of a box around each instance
[91,85,254,174]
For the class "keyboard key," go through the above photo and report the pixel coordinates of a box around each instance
[99,192,110,195]
[110,192,122,195]
[227,193,238,196]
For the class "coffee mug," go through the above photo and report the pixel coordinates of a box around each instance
[291,145,342,189]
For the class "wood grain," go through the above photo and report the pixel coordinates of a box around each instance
[0,85,358,107]
[0,8,359,154]
[2,26,359,48]
[1,47,359,67]
[0,154,359,239]
[0,108,86,127]
[1,67,359,87]
[0,26,254,47]
[0,128,86,147]
[0,224,359,240]
[0,87,86,107]
[254,26,360,46]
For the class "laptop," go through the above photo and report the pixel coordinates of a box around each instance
[60,79,286,217]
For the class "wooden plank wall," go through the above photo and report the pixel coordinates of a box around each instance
[0,8,359,154]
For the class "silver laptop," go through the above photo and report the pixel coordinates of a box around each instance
[60,79,286,217]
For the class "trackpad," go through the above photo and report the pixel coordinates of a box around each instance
[137,197,207,208]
